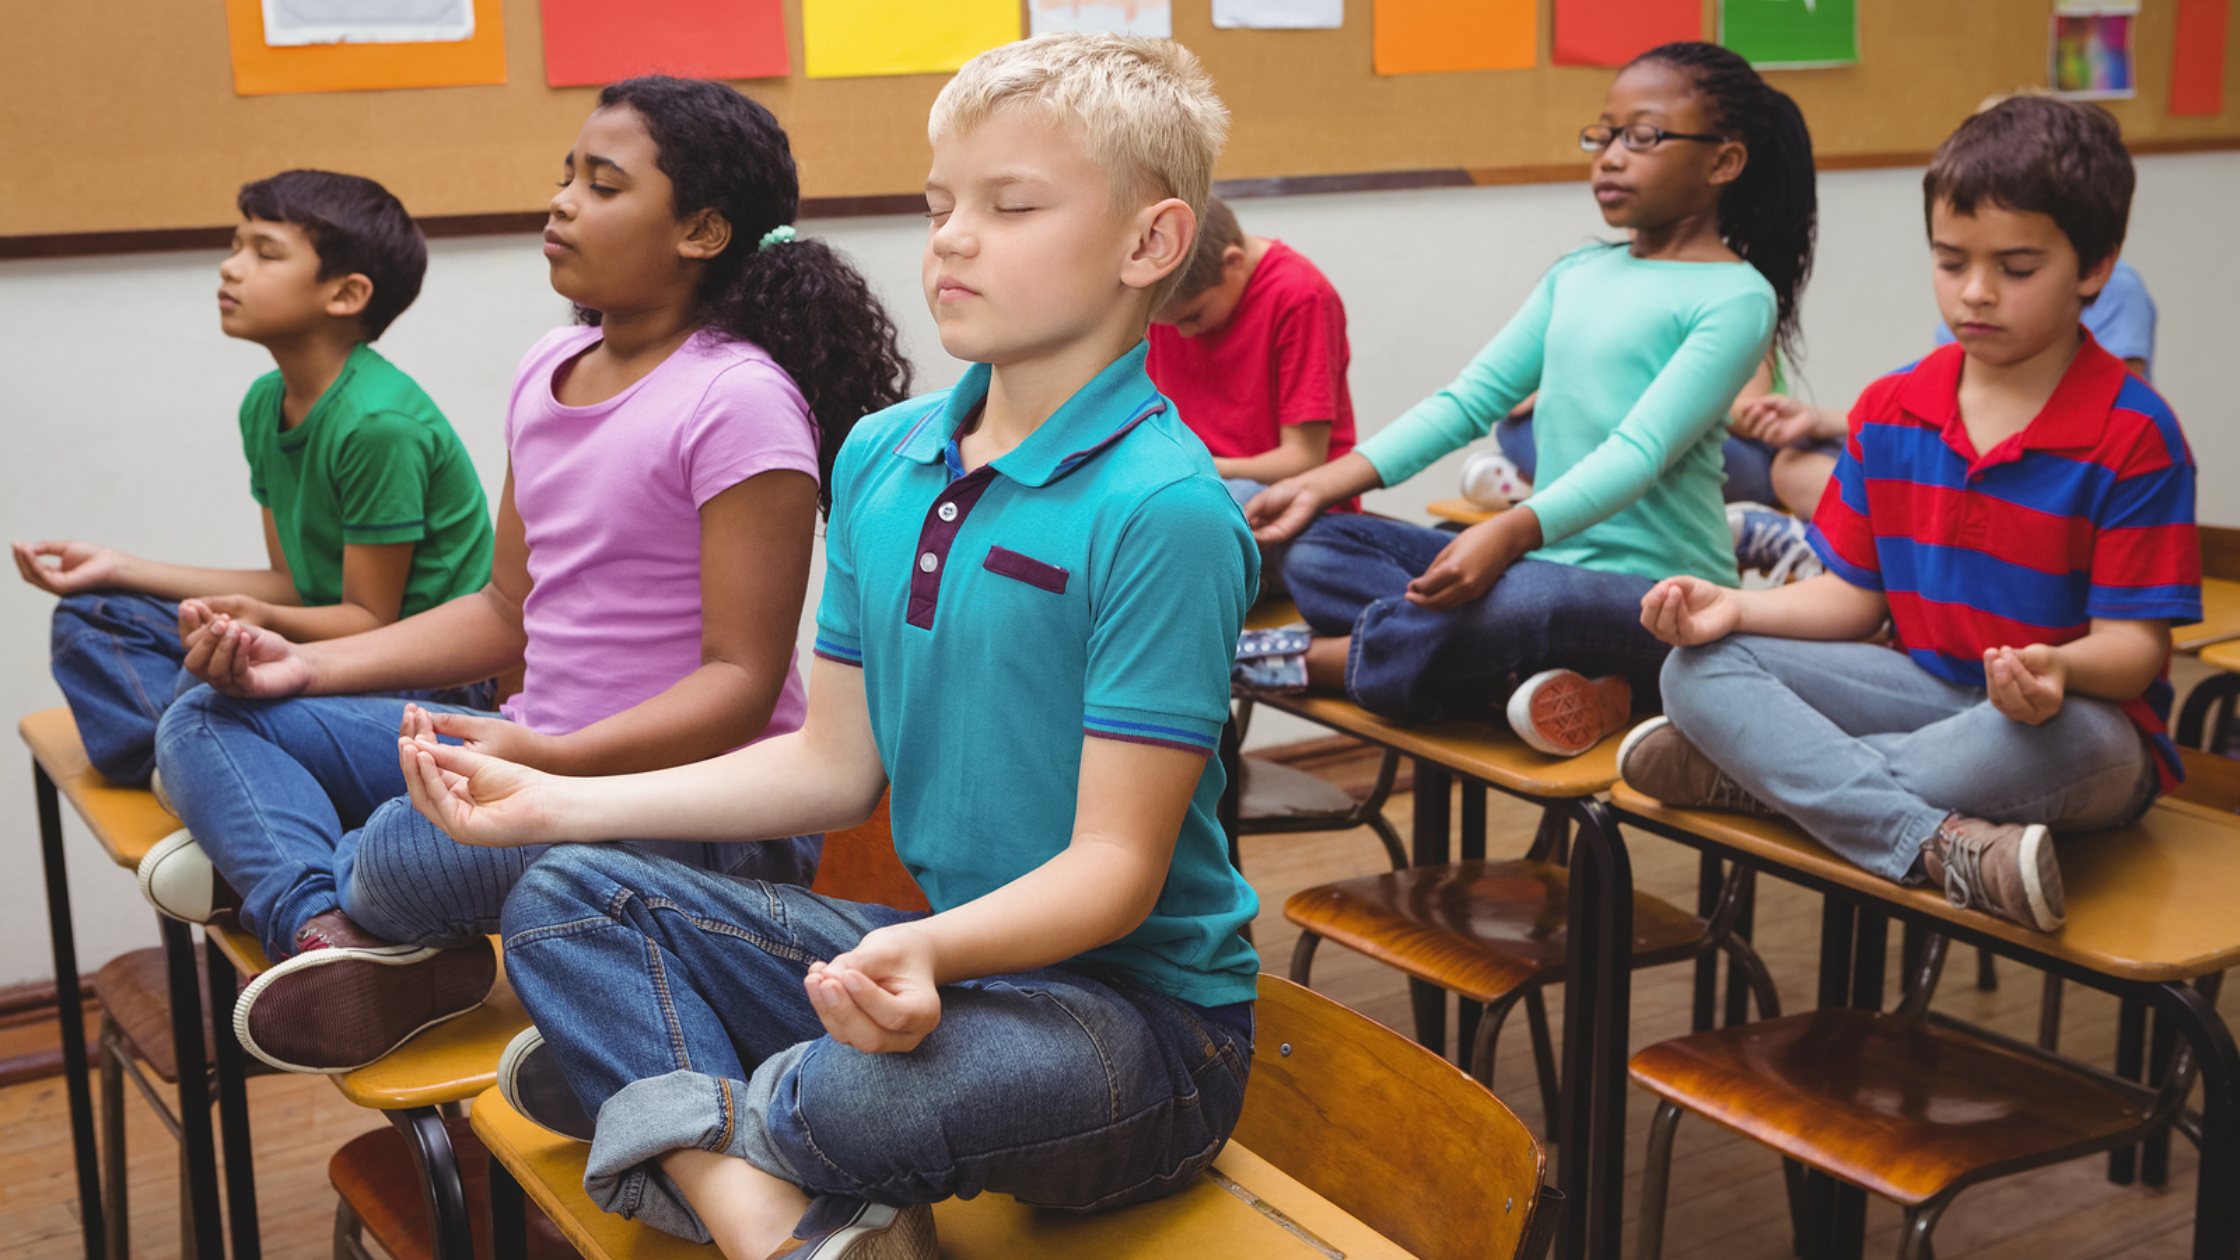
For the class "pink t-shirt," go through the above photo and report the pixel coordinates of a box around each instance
[500,325,818,742]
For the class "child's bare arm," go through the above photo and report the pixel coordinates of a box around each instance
[207,541,415,642]
[1641,572,1888,647]
[1213,422,1330,485]
[13,507,302,604]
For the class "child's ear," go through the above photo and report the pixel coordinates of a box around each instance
[2077,249,2118,301]
[1707,138,1748,189]
[679,208,733,261]
[324,274,374,320]
[1123,199,1195,293]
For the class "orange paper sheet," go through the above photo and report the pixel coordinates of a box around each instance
[1375,0,1535,75]
[2171,0,2228,116]
[226,0,507,96]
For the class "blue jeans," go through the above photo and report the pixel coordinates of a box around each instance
[1284,514,1670,721]
[502,846,1254,1243]
[1661,636,2159,882]
[152,690,821,959]
[51,591,199,785]
[1495,411,1779,506]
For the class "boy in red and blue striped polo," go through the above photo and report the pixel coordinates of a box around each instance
[1617,96,2199,933]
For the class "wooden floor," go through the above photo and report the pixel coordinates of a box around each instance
[2,783,2212,1260]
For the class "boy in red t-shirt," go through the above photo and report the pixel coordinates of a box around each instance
[1148,196,1357,511]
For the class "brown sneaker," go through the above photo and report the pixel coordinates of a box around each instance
[232,911,497,1073]
[1615,717,1780,817]
[1921,816,2064,932]
[1507,669,1633,756]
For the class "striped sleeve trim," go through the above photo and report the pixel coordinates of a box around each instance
[1083,713,1220,756]
[812,635,863,667]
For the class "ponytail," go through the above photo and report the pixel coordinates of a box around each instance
[1631,43,1818,363]
[582,76,913,516]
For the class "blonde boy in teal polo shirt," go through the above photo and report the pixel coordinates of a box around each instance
[395,35,1258,1260]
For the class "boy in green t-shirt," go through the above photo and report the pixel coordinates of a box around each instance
[12,170,493,786]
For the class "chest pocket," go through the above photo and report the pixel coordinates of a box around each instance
[984,545,1069,595]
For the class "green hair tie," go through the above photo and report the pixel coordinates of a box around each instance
[757,224,798,252]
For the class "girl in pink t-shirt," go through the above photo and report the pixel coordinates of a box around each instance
[144,77,912,1074]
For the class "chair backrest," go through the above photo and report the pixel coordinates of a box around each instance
[1235,975,1546,1260]
[807,796,929,913]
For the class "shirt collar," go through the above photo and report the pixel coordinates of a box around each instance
[1896,328,2124,465]
[894,342,1168,488]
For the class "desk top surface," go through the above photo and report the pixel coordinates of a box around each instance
[1611,784,2240,983]
[473,1089,1415,1260]
[1250,691,1628,799]
[2175,577,2240,652]
[20,707,179,869]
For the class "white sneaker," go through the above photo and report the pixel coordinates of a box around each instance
[1507,669,1633,757]
[1460,449,1532,507]
[788,1200,938,1260]
[1727,502,1823,583]
[137,828,239,924]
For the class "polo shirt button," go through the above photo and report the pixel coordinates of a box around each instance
[919,552,939,573]
[938,502,959,522]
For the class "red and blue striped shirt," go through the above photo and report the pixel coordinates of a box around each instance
[1809,333,2200,790]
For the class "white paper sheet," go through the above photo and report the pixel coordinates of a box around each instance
[261,0,475,46]
[1029,0,1173,39]
[1211,0,1344,29]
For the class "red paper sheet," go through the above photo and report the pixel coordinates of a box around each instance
[1552,0,1701,67]
[2170,0,2228,117]
[541,0,789,86]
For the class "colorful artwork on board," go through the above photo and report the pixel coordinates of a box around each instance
[1031,0,1172,39]
[2170,0,2228,116]
[226,0,505,94]
[261,0,473,45]
[2051,12,2136,100]
[1718,0,1858,69]
[1554,0,1700,67]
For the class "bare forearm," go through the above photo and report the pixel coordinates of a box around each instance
[302,586,525,695]
[536,660,785,776]
[540,727,886,845]
[1730,574,1889,641]
[1214,425,1331,485]
[1295,451,1385,503]
[2051,622,2168,703]
[915,837,1167,985]
[112,555,299,604]
[257,600,386,643]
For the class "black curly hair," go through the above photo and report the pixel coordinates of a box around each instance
[579,76,913,516]
[1628,42,1818,362]
[238,170,426,341]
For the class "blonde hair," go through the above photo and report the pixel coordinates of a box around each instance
[931,33,1229,306]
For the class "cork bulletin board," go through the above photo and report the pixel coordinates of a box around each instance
[5,0,2236,247]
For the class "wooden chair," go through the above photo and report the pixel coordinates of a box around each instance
[22,707,250,1260]
[1269,695,1777,1128]
[322,803,924,1260]
[1631,931,2220,1260]
[475,974,1554,1260]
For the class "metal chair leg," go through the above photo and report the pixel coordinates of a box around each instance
[1524,988,1562,1138]
[1636,1100,1685,1260]
[2039,972,2065,1051]
[1466,990,1528,1089]
[1897,1194,1954,1260]
[1718,932,1784,1021]
[1288,932,1321,986]
[1365,811,1409,872]
[98,1020,127,1260]
[1975,945,1998,991]
[333,1197,376,1260]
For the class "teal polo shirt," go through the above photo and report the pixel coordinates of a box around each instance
[813,343,1262,1008]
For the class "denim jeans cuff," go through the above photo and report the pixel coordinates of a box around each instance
[584,1068,805,1242]
[262,881,342,961]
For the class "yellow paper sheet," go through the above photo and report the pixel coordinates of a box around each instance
[803,0,1021,78]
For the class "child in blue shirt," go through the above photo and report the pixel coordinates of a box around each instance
[396,34,1257,1260]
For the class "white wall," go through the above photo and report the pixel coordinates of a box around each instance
[1,152,2231,987]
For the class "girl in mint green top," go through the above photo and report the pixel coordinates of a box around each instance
[1255,43,1817,744]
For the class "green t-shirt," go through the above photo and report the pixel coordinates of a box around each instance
[239,343,493,614]
[1358,244,1774,586]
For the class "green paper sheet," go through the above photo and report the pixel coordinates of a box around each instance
[1719,0,1858,68]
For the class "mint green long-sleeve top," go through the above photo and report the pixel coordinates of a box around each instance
[1358,245,1774,586]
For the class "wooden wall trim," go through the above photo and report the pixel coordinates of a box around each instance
[8,136,2236,262]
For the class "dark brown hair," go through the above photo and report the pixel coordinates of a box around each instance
[1922,96,2134,273]
[237,170,426,341]
[1162,193,1245,307]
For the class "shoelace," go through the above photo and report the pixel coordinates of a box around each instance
[1732,512,1802,571]
[1761,536,1827,586]
[1935,824,1986,910]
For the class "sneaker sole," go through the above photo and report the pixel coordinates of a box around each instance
[138,829,220,924]
[1614,715,1669,783]
[234,944,491,1074]
[1508,670,1632,757]
[2016,823,2062,932]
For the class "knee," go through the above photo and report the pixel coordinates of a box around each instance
[499,845,639,939]
[153,683,236,749]
[1658,639,1744,721]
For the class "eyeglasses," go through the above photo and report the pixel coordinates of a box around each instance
[1578,123,1730,153]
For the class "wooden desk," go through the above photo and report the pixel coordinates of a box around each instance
[21,708,245,1260]
[1560,786,2240,1260]
[1426,497,1503,526]
[2174,578,2240,652]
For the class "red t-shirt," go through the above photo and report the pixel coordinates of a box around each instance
[1147,241,1357,506]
